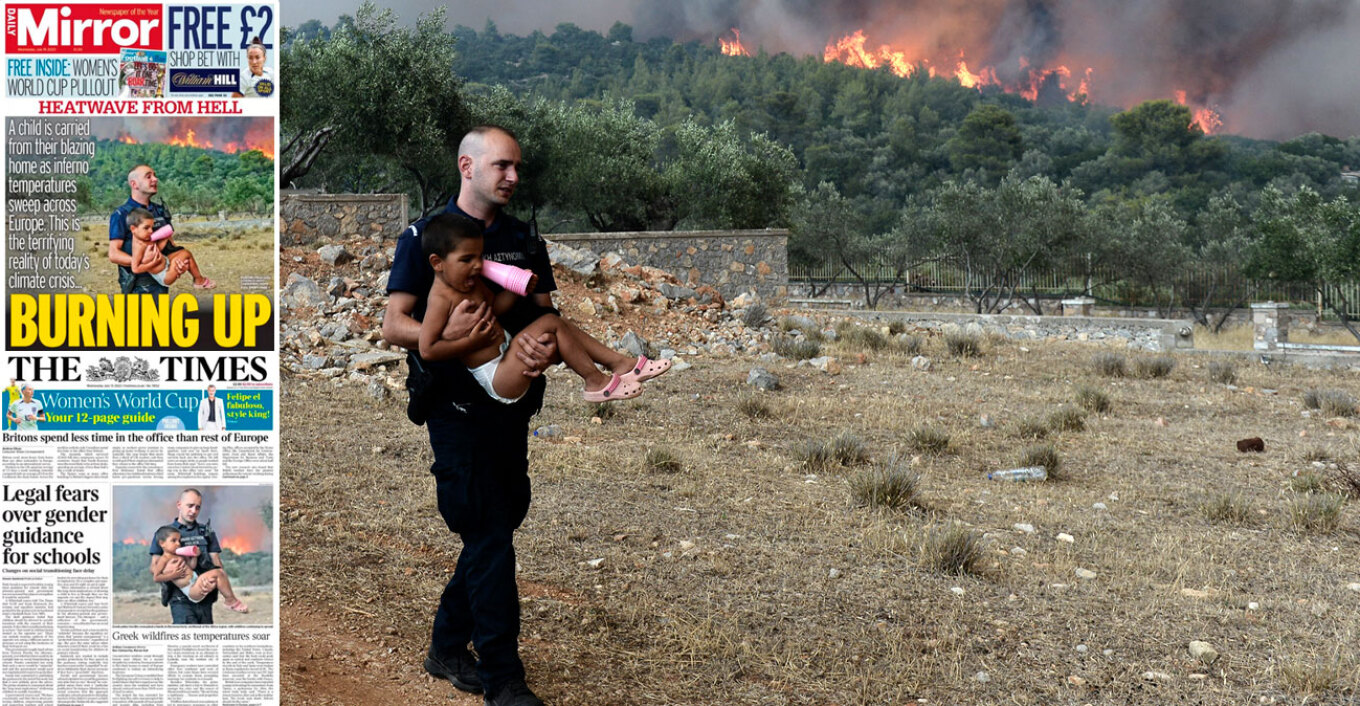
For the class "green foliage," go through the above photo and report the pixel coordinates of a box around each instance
[947,104,1023,183]
[80,141,273,215]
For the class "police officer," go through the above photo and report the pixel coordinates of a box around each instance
[384,126,563,706]
[109,164,181,295]
[147,488,220,624]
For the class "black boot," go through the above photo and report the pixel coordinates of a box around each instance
[424,646,482,694]
[484,679,544,706]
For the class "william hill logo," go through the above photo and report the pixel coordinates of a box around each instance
[6,4,164,54]
[168,68,238,94]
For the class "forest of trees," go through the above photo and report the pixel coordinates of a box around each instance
[283,5,1360,334]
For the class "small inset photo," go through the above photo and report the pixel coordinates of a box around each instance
[112,485,273,625]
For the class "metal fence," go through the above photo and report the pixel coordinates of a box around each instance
[788,259,1360,316]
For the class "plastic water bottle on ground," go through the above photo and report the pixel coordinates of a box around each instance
[987,466,1048,481]
[533,424,563,439]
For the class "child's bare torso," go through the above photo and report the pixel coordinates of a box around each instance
[437,278,506,367]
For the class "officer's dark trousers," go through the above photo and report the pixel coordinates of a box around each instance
[427,409,532,693]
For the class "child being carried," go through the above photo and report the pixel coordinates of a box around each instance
[150,525,249,612]
[418,214,669,404]
[127,207,216,289]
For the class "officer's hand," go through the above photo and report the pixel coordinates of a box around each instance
[441,299,490,341]
[515,332,556,376]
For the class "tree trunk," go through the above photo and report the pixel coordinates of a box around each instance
[281,127,335,186]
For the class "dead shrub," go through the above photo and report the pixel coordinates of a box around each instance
[794,440,834,473]
[1288,492,1347,533]
[1200,492,1253,524]
[830,432,870,466]
[836,323,889,351]
[1009,416,1050,440]
[1074,385,1111,414]
[740,303,770,329]
[906,426,952,455]
[1302,388,1357,418]
[1207,361,1237,385]
[644,447,683,474]
[736,396,775,420]
[1046,406,1086,432]
[1017,443,1062,479]
[921,524,984,576]
[849,453,922,512]
[1132,356,1176,379]
[1092,352,1126,378]
[945,332,983,358]
[773,336,822,361]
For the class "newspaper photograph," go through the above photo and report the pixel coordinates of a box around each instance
[3,2,279,705]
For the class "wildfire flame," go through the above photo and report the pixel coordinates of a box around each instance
[217,533,262,555]
[811,30,1230,130]
[1174,90,1223,135]
[113,122,275,160]
[121,537,150,545]
[719,28,751,57]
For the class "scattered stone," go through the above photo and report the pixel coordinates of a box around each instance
[281,273,329,310]
[546,241,600,276]
[950,586,966,595]
[1013,523,1036,534]
[1075,568,1097,580]
[348,351,406,372]
[1067,676,1087,687]
[1154,417,1169,428]
[317,244,354,266]
[1236,437,1265,453]
[365,378,389,401]
[670,357,693,372]
[1348,583,1360,592]
[746,367,780,391]
[784,315,817,332]
[1092,502,1108,511]
[1103,649,1114,657]
[911,355,932,371]
[974,671,990,683]
[1142,671,1173,682]
[585,558,605,569]
[1188,641,1219,665]
[1075,644,1088,653]
[807,356,842,374]
[979,414,994,428]
[828,568,841,579]
[1247,602,1260,610]
[1010,546,1027,555]
[619,331,650,357]
[656,282,697,301]
[1057,533,1075,544]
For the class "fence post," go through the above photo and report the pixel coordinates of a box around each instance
[1061,297,1095,317]
[1251,302,1290,352]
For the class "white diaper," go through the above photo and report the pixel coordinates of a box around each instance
[468,332,525,405]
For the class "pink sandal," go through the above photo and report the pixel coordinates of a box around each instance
[225,598,250,613]
[193,278,217,290]
[620,355,671,385]
[583,374,641,402]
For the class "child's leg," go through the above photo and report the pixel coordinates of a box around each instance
[186,571,218,602]
[169,250,211,286]
[554,317,637,376]
[193,568,248,611]
[492,315,611,398]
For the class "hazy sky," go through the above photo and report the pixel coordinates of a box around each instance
[282,0,635,36]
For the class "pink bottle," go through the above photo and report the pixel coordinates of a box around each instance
[174,546,199,557]
[151,224,174,242]
[481,260,535,296]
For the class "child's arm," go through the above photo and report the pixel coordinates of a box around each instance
[149,554,188,583]
[490,273,537,316]
[420,288,494,361]
[129,238,161,274]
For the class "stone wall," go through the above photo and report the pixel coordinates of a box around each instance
[281,193,408,246]
[548,229,788,302]
[851,310,1196,352]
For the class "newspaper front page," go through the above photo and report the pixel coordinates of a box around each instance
[2,3,279,704]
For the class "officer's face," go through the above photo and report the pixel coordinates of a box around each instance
[130,167,158,197]
[467,132,520,209]
[177,492,202,524]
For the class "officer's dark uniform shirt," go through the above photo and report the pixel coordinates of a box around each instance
[148,518,220,603]
[387,199,556,412]
[109,197,173,289]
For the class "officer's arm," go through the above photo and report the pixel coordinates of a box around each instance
[209,552,223,570]
[382,292,422,350]
[107,239,133,268]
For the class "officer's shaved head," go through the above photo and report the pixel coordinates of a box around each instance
[457,126,518,160]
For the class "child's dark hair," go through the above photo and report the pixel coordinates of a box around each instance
[126,207,154,229]
[153,525,181,547]
[422,213,483,260]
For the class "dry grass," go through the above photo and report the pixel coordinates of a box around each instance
[1008,416,1050,440]
[735,395,775,420]
[1045,406,1086,432]
[1091,351,1127,377]
[835,322,890,351]
[920,524,984,576]
[944,332,983,357]
[643,447,683,474]
[1288,492,1348,532]
[848,453,922,512]
[1200,491,1254,524]
[1207,360,1237,385]
[1073,384,1112,414]
[1303,388,1359,418]
[282,334,1360,706]
[894,333,925,356]
[1131,355,1176,379]
[906,425,952,455]
[772,335,821,360]
[1017,443,1062,480]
